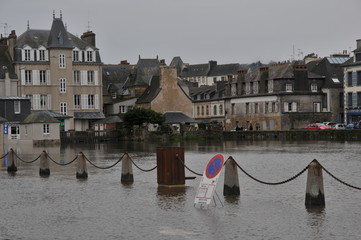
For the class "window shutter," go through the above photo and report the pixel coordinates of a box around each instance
[81,94,88,109]
[352,72,357,86]
[33,94,40,110]
[352,92,357,107]
[33,70,39,85]
[292,102,297,112]
[94,70,99,85]
[30,49,35,61]
[79,50,83,62]
[47,71,50,85]
[284,102,288,112]
[21,70,25,85]
[36,50,39,61]
[95,94,99,110]
[21,49,25,61]
[45,50,49,61]
[81,71,87,85]
[47,95,52,110]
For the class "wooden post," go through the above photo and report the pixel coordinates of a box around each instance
[7,148,17,173]
[76,152,88,179]
[156,147,185,186]
[39,151,50,177]
[223,157,240,196]
[305,159,325,206]
[121,153,134,183]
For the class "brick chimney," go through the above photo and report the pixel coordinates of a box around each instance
[81,31,96,47]
[120,60,129,65]
[357,39,361,49]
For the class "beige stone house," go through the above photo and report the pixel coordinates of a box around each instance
[8,13,104,131]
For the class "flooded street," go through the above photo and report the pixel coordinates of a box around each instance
[1,140,361,240]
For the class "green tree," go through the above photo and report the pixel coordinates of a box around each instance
[123,108,164,128]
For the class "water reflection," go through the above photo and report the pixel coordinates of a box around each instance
[306,206,326,238]
[156,186,187,210]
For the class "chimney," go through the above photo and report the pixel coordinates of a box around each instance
[260,67,269,73]
[120,60,129,65]
[357,39,361,49]
[81,31,96,47]
[227,75,233,81]
[237,70,247,76]
[160,59,166,65]
[8,30,17,61]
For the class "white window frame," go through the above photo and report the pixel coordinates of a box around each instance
[86,50,94,62]
[59,54,66,68]
[24,49,31,61]
[60,102,67,115]
[60,78,66,93]
[43,124,50,134]
[73,50,79,62]
[311,83,317,92]
[73,71,81,85]
[87,71,94,85]
[25,70,32,84]
[286,83,293,92]
[40,95,47,109]
[40,70,47,84]
[74,95,81,109]
[88,95,95,109]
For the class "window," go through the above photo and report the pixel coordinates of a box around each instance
[39,50,46,61]
[253,82,259,94]
[213,105,217,115]
[339,93,344,108]
[246,103,250,114]
[348,72,353,86]
[40,70,47,84]
[26,94,32,109]
[313,103,321,112]
[357,72,361,86]
[74,95,81,109]
[111,92,117,99]
[87,71,94,85]
[73,50,79,62]
[86,50,93,62]
[347,92,353,107]
[322,94,327,108]
[10,126,19,139]
[358,92,361,107]
[88,95,95,109]
[119,105,127,113]
[40,95,47,109]
[268,80,274,93]
[24,49,31,61]
[60,78,66,93]
[73,71,80,85]
[356,53,361,62]
[206,105,209,115]
[59,54,65,68]
[219,104,223,115]
[43,124,49,134]
[201,106,204,115]
[265,102,269,113]
[197,106,200,116]
[231,103,235,115]
[14,101,20,114]
[311,83,317,92]
[286,83,293,92]
[255,103,259,113]
[272,102,276,112]
[60,102,67,115]
[25,70,32,84]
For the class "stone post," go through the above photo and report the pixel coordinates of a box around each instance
[39,151,50,177]
[121,153,134,183]
[305,159,325,206]
[223,157,240,196]
[7,148,17,173]
[76,152,88,179]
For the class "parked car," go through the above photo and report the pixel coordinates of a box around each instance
[306,123,331,130]
[331,123,345,130]
[346,123,359,130]
[323,122,336,127]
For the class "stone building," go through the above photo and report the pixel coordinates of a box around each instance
[8,13,104,131]
[343,39,361,124]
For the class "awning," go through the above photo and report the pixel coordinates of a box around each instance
[74,112,105,120]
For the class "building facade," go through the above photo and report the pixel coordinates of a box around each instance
[9,13,104,131]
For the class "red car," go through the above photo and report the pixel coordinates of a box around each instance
[306,123,331,130]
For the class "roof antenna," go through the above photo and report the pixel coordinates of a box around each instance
[53,10,55,19]
[60,10,62,20]
[87,20,91,32]
[27,20,30,30]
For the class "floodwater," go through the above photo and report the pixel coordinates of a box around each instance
[1,140,361,240]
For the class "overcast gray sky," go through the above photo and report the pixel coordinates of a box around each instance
[1,0,361,65]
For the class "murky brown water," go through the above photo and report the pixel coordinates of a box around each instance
[1,140,361,239]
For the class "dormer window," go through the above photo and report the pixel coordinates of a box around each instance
[25,49,31,61]
[111,92,117,99]
[73,50,79,62]
[37,46,48,61]
[86,49,94,62]
[311,83,317,92]
[286,83,293,92]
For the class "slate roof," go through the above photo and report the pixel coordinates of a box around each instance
[94,115,122,124]
[0,45,17,79]
[14,17,101,62]
[135,76,161,104]
[132,58,160,86]
[0,116,8,122]
[180,63,210,77]
[163,112,197,124]
[22,112,60,124]
[102,64,133,95]
[74,112,105,120]
[208,63,242,76]
[32,110,71,119]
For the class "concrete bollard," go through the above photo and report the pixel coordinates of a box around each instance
[76,152,88,179]
[39,151,50,177]
[305,159,325,207]
[121,153,134,184]
[7,148,17,173]
[223,157,240,196]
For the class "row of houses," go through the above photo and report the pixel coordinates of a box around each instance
[0,13,360,146]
